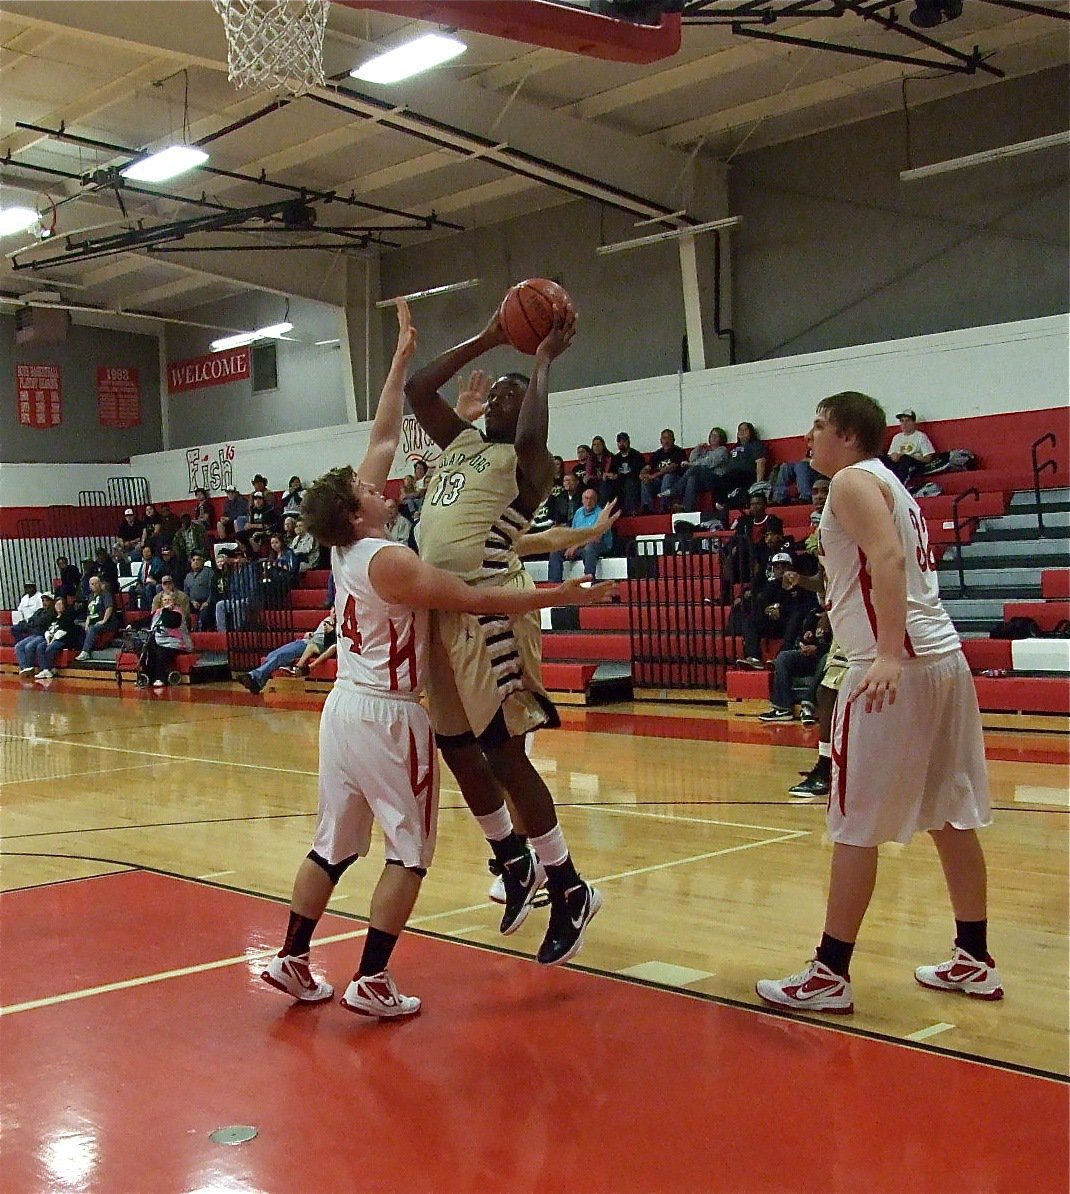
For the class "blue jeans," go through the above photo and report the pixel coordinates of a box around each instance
[772,460,815,503]
[250,639,306,686]
[216,599,247,632]
[642,474,676,511]
[771,647,821,709]
[672,465,720,511]
[548,541,602,582]
[83,621,115,653]
[16,635,45,669]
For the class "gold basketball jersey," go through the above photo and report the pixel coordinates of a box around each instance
[418,427,537,585]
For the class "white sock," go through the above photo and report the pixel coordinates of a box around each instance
[475,805,513,843]
[529,825,568,869]
[818,741,832,759]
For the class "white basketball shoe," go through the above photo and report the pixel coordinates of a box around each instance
[915,946,1004,1000]
[756,959,854,1014]
[341,971,421,1019]
[261,953,333,1003]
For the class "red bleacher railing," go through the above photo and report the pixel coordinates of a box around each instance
[1030,432,1058,537]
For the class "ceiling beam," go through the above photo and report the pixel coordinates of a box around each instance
[114,273,223,307]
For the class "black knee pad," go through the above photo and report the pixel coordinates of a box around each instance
[385,857,427,879]
[307,849,358,884]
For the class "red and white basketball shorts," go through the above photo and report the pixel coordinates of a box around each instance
[828,650,991,847]
[313,684,439,870]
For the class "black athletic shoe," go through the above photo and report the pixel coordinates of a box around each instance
[537,881,603,966]
[235,672,262,695]
[499,849,546,936]
[789,765,831,798]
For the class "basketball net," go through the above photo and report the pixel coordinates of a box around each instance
[211,0,330,94]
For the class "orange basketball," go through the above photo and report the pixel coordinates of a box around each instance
[498,278,573,355]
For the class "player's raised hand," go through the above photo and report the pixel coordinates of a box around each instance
[479,305,509,347]
[457,370,492,421]
[552,577,618,606]
[854,655,901,714]
[393,298,416,365]
[593,498,620,537]
[535,303,576,363]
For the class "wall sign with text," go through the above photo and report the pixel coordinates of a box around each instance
[16,363,62,429]
[97,366,142,428]
[168,347,250,394]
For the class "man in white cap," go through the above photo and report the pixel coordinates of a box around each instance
[116,507,144,554]
[887,409,936,484]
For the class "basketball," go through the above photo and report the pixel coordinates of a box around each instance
[498,278,573,355]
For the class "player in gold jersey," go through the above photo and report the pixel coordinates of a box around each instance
[405,301,601,966]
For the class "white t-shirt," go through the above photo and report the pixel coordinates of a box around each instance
[331,538,428,696]
[888,429,935,459]
[13,592,43,624]
[818,458,959,664]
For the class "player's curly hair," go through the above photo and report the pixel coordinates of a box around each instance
[301,465,360,549]
[817,391,888,458]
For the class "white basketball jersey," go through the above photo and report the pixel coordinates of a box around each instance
[331,538,428,695]
[819,458,959,663]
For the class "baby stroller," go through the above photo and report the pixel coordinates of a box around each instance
[115,625,182,689]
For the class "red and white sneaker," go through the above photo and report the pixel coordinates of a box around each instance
[261,953,334,1002]
[915,946,1004,1001]
[341,971,421,1019]
[756,959,854,1014]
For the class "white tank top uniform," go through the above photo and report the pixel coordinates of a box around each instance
[820,458,990,847]
[311,538,439,871]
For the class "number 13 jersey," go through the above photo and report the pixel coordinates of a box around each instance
[331,538,428,694]
[819,457,959,664]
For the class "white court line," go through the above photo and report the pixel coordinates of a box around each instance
[0,926,368,1018]
[196,870,236,880]
[575,804,807,835]
[906,1022,955,1042]
[0,761,161,787]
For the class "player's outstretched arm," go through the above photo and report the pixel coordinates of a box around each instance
[359,300,417,492]
[516,500,619,558]
[830,468,907,713]
[368,546,616,614]
[515,305,575,504]
[404,309,508,450]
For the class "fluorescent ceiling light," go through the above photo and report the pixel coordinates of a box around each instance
[596,215,742,256]
[121,145,209,183]
[900,131,1070,182]
[0,206,40,237]
[374,278,480,308]
[351,33,466,85]
[210,320,294,352]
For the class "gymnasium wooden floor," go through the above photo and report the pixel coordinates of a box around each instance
[1,678,1067,1191]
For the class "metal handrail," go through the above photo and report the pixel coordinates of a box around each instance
[951,488,981,596]
[1030,432,1058,537]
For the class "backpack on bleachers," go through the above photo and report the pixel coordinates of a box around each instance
[989,616,1041,639]
[923,449,977,477]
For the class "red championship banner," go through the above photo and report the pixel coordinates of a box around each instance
[97,366,142,429]
[168,346,250,394]
[16,363,62,429]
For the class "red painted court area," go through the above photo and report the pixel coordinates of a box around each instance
[1,872,1066,1192]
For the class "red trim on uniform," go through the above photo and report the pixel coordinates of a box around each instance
[389,619,418,692]
[856,548,878,644]
[903,630,916,658]
[831,696,854,816]
[408,725,435,836]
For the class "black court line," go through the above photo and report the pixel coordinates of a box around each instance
[3,847,1066,1087]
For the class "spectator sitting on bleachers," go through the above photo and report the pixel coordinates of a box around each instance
[289,515,320,572]
[736,552,819,669]
[173,513,210,566]
[282,515,298,544]
[158,544,187,590]
[641,428,687,514]
[221,485,249,534]
[193,490,215,529]
[235,613,337,695]
[73,560,98,615]
[152,575,191,627]
[75,575,118,660]
[116,508,144,553]
[158,504,180,538]
[412,459,429,500]
[183,552,216,631]
[602,431,645,516]
[385,499,413,547]
[281,475,304,516]
[54,557,80,600]
[139,504,159,544]
[729,493,785,583]
[399,474,421,521]
[671,426,729,511]
[243,492,281,548]
[886,408,936,485]
[549,471,583,527]
[771,451,817,505]
[587,436,613,487]
[109,541,133,577]
[711,422,769,506]
[572,443,592,483]
[94,547,120,596]
[11,582,44,643]
[250,473,275,509]
[31,595,79,680]
[215,549,258,633]
[15,593,55,674]
[263,533,301,585]
[146,519,170,558]
[144,595,193,688]
[548,487,613,582]
[214,518,241,564]
[759,608,833,723]
[134,544,164,611]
